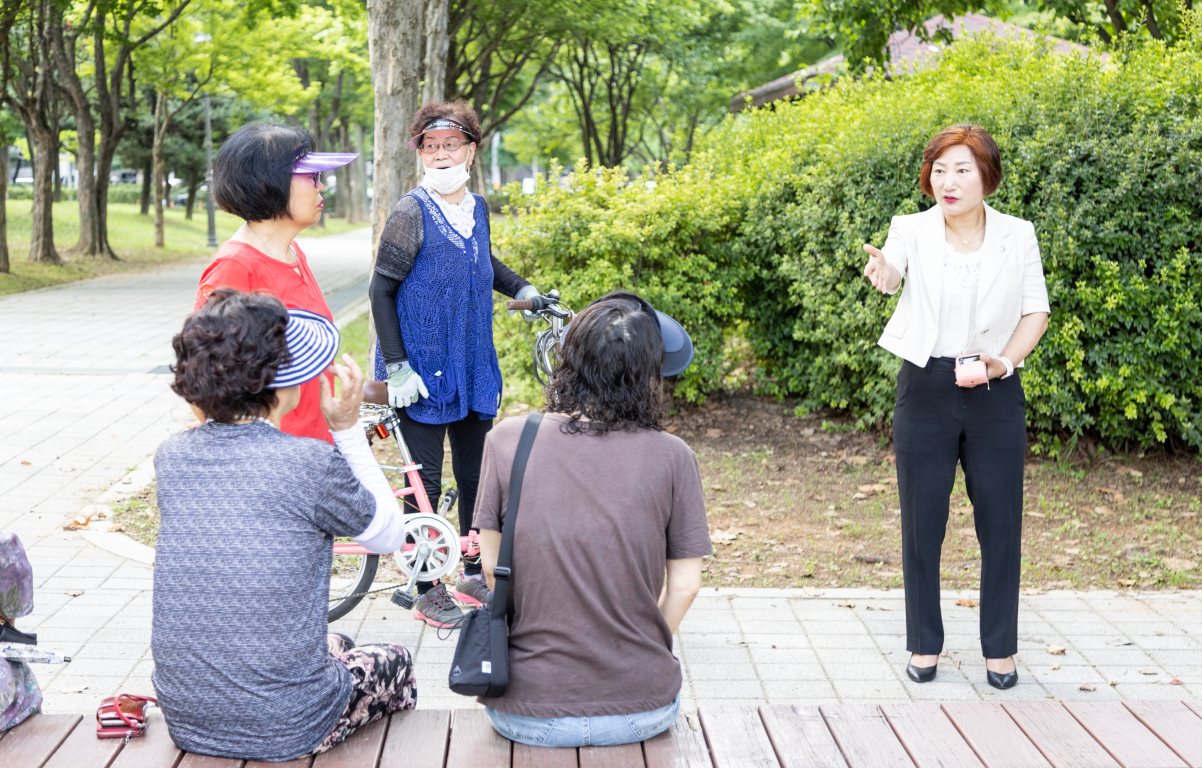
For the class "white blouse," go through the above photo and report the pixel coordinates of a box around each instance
[930,241,982,358]
[420,180,477,239]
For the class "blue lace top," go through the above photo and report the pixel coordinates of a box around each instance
[373,187,502,424]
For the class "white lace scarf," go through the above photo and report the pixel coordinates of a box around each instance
[944,241,982,288]
[420,181,476,239]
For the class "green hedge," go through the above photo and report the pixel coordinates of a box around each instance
[107,184,143,205]
[492,164,751,406]
[5,185,78,201]
[496,20,1202,454]
[5,184,140,203]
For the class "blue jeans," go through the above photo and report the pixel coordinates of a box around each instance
[485,695,680,748]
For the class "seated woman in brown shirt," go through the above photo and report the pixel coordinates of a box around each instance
[475,292,712,748]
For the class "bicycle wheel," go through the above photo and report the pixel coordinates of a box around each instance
[394,514,460,583]
[328,547,379,623]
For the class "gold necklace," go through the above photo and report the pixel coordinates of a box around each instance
[946,218,985,245]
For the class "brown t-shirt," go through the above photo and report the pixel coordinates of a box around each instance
[473,413,712,718]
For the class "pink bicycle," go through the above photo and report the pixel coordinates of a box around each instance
[327,401,477,621]
[326,290,573,621]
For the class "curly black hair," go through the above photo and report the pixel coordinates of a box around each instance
[170,288,291,423]
[545,292,666,436]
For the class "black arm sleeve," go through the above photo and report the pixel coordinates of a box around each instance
[376,196,423,282]
[491,255,530,298]
[370,272,407,365]
[485,204,531,298]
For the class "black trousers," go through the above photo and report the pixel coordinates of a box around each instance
[893,358,1026,658]
[396,408,493,584]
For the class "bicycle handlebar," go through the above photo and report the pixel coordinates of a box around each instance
[505,290,567,317]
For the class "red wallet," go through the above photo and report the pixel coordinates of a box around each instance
[96,694,157,739]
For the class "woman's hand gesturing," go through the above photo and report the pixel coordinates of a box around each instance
[863,244,897,294]
[320,354,365,432]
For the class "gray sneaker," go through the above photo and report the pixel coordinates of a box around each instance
[452,574,491,607]
[412,583,465,628]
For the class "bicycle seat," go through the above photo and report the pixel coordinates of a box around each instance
[363,381,388,405]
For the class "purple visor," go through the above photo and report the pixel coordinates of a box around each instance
[293,152,358,173]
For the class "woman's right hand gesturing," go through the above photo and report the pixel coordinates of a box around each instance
[862,244,897,294]
[321,354,366,432]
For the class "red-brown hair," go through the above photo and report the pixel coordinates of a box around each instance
[919,124,1003,198]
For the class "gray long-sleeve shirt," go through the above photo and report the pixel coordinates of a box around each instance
[151,422,375,761]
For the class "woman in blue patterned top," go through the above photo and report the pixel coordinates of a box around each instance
[369,100,540,629]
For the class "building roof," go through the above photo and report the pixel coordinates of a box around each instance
[730,13,1092,113]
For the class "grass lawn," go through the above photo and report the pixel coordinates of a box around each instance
[0,199,368,297]
[338,312,373,369]
[353,392,1200,593]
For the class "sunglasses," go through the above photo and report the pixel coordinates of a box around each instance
[295,172,321,186]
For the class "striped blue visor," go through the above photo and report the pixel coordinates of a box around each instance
[271,309,340,389]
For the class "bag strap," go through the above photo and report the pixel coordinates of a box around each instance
[489,412,542,621]
[97,694,157,730]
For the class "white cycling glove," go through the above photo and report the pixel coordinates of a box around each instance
[386,362,429,409]
[510,284,541,322]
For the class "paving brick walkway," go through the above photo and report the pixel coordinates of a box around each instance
[2,227,1200,716]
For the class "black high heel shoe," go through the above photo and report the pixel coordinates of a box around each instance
[986,668,1018,689]
[906,659,938,683]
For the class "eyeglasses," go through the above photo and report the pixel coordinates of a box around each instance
[419,138,470,154]
[296,172,321,186]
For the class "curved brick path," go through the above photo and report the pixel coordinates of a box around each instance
[1,227,1198,715]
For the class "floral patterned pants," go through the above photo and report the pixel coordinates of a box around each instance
[313,635,418,754]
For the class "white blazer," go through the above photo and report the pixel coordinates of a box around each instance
[878,203,1051,368]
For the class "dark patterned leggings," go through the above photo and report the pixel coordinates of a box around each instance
[313,635,418,754]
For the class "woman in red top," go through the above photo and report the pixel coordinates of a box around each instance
[197,123,357,443]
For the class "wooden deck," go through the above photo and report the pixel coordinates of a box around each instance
[4,700,1202,767]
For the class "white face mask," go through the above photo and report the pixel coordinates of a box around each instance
[422,162,471,195]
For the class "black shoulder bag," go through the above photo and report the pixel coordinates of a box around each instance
[448,411,542,697]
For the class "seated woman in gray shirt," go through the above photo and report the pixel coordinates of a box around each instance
[152,289,414,761]
[476,292,713,748]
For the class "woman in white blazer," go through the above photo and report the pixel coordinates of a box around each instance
[862,125,1050,690]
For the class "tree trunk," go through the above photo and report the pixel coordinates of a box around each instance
[140,160,152,215]
[368,0,424,250]
[65,105,98,253]
[26,122,60,264]
[153,92,167,248]
[52,157,61,202]
[0,149,9,274]
[422,0,448,105]
[368,0,423,364]
[49,2,104,257]
[93,138,119,259]
[185,170,200,220]
[353,122,369,224]
[74,132,98,252]
[332,119,348,218]
[470,128,490,200]
[346,120,360,223]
